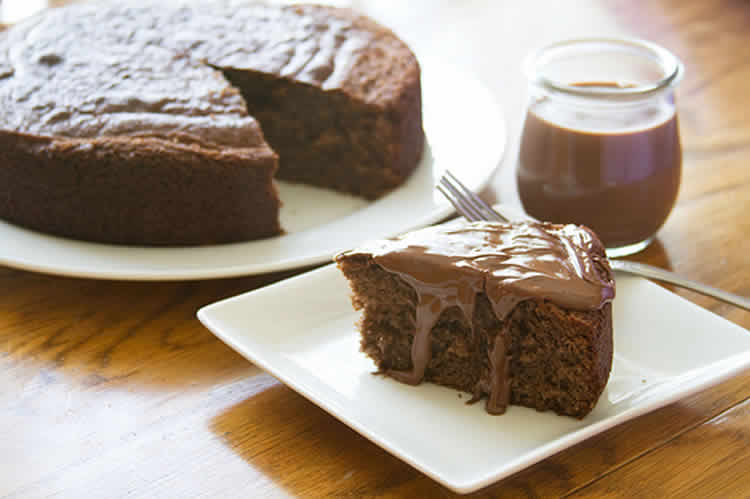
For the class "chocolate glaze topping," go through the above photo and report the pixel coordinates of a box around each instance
[343,220,615,413]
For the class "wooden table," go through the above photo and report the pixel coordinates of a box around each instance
[2,0,749,497]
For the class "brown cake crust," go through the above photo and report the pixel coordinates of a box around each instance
[336,222,614,419]
[231,4,424,198]
[0,2,423,245]
[0,131,280,245]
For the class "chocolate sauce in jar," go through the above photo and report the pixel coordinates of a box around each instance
[517,87,682,249]
[517,39,684,256]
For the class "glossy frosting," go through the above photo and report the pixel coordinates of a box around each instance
[343,220,615,413]
[0,2,408,146]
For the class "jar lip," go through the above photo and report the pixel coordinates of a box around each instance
[525,37,684,99]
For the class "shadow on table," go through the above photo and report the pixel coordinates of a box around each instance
[208,384,444,497]
[633,237,672,271]
[0,265,303,390]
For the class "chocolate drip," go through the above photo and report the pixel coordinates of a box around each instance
[487,321,513,414]
[373,257,483,385]
[341,221,615,414]
[387,294,442,385]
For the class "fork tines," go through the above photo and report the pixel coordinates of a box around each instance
[437,170,508,223]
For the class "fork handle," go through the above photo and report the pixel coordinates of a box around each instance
[610,260,750,311]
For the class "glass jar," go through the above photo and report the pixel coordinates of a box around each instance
[516,38,684,257]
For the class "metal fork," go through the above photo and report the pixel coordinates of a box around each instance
[437,170,750,311]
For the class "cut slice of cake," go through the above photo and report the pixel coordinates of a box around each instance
[335,220,615,418]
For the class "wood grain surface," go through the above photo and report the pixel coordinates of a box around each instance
[1,0,749,497]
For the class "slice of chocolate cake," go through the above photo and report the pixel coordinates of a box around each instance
[335,220,615,418]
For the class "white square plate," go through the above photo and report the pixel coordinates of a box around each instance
[197,265,750,494]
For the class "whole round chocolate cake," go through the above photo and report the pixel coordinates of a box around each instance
[0,2,423,245]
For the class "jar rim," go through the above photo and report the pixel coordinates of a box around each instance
[525,37,684,100]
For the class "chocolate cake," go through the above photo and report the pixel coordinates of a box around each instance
[0,3,423,245]
[335,220,615,418]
